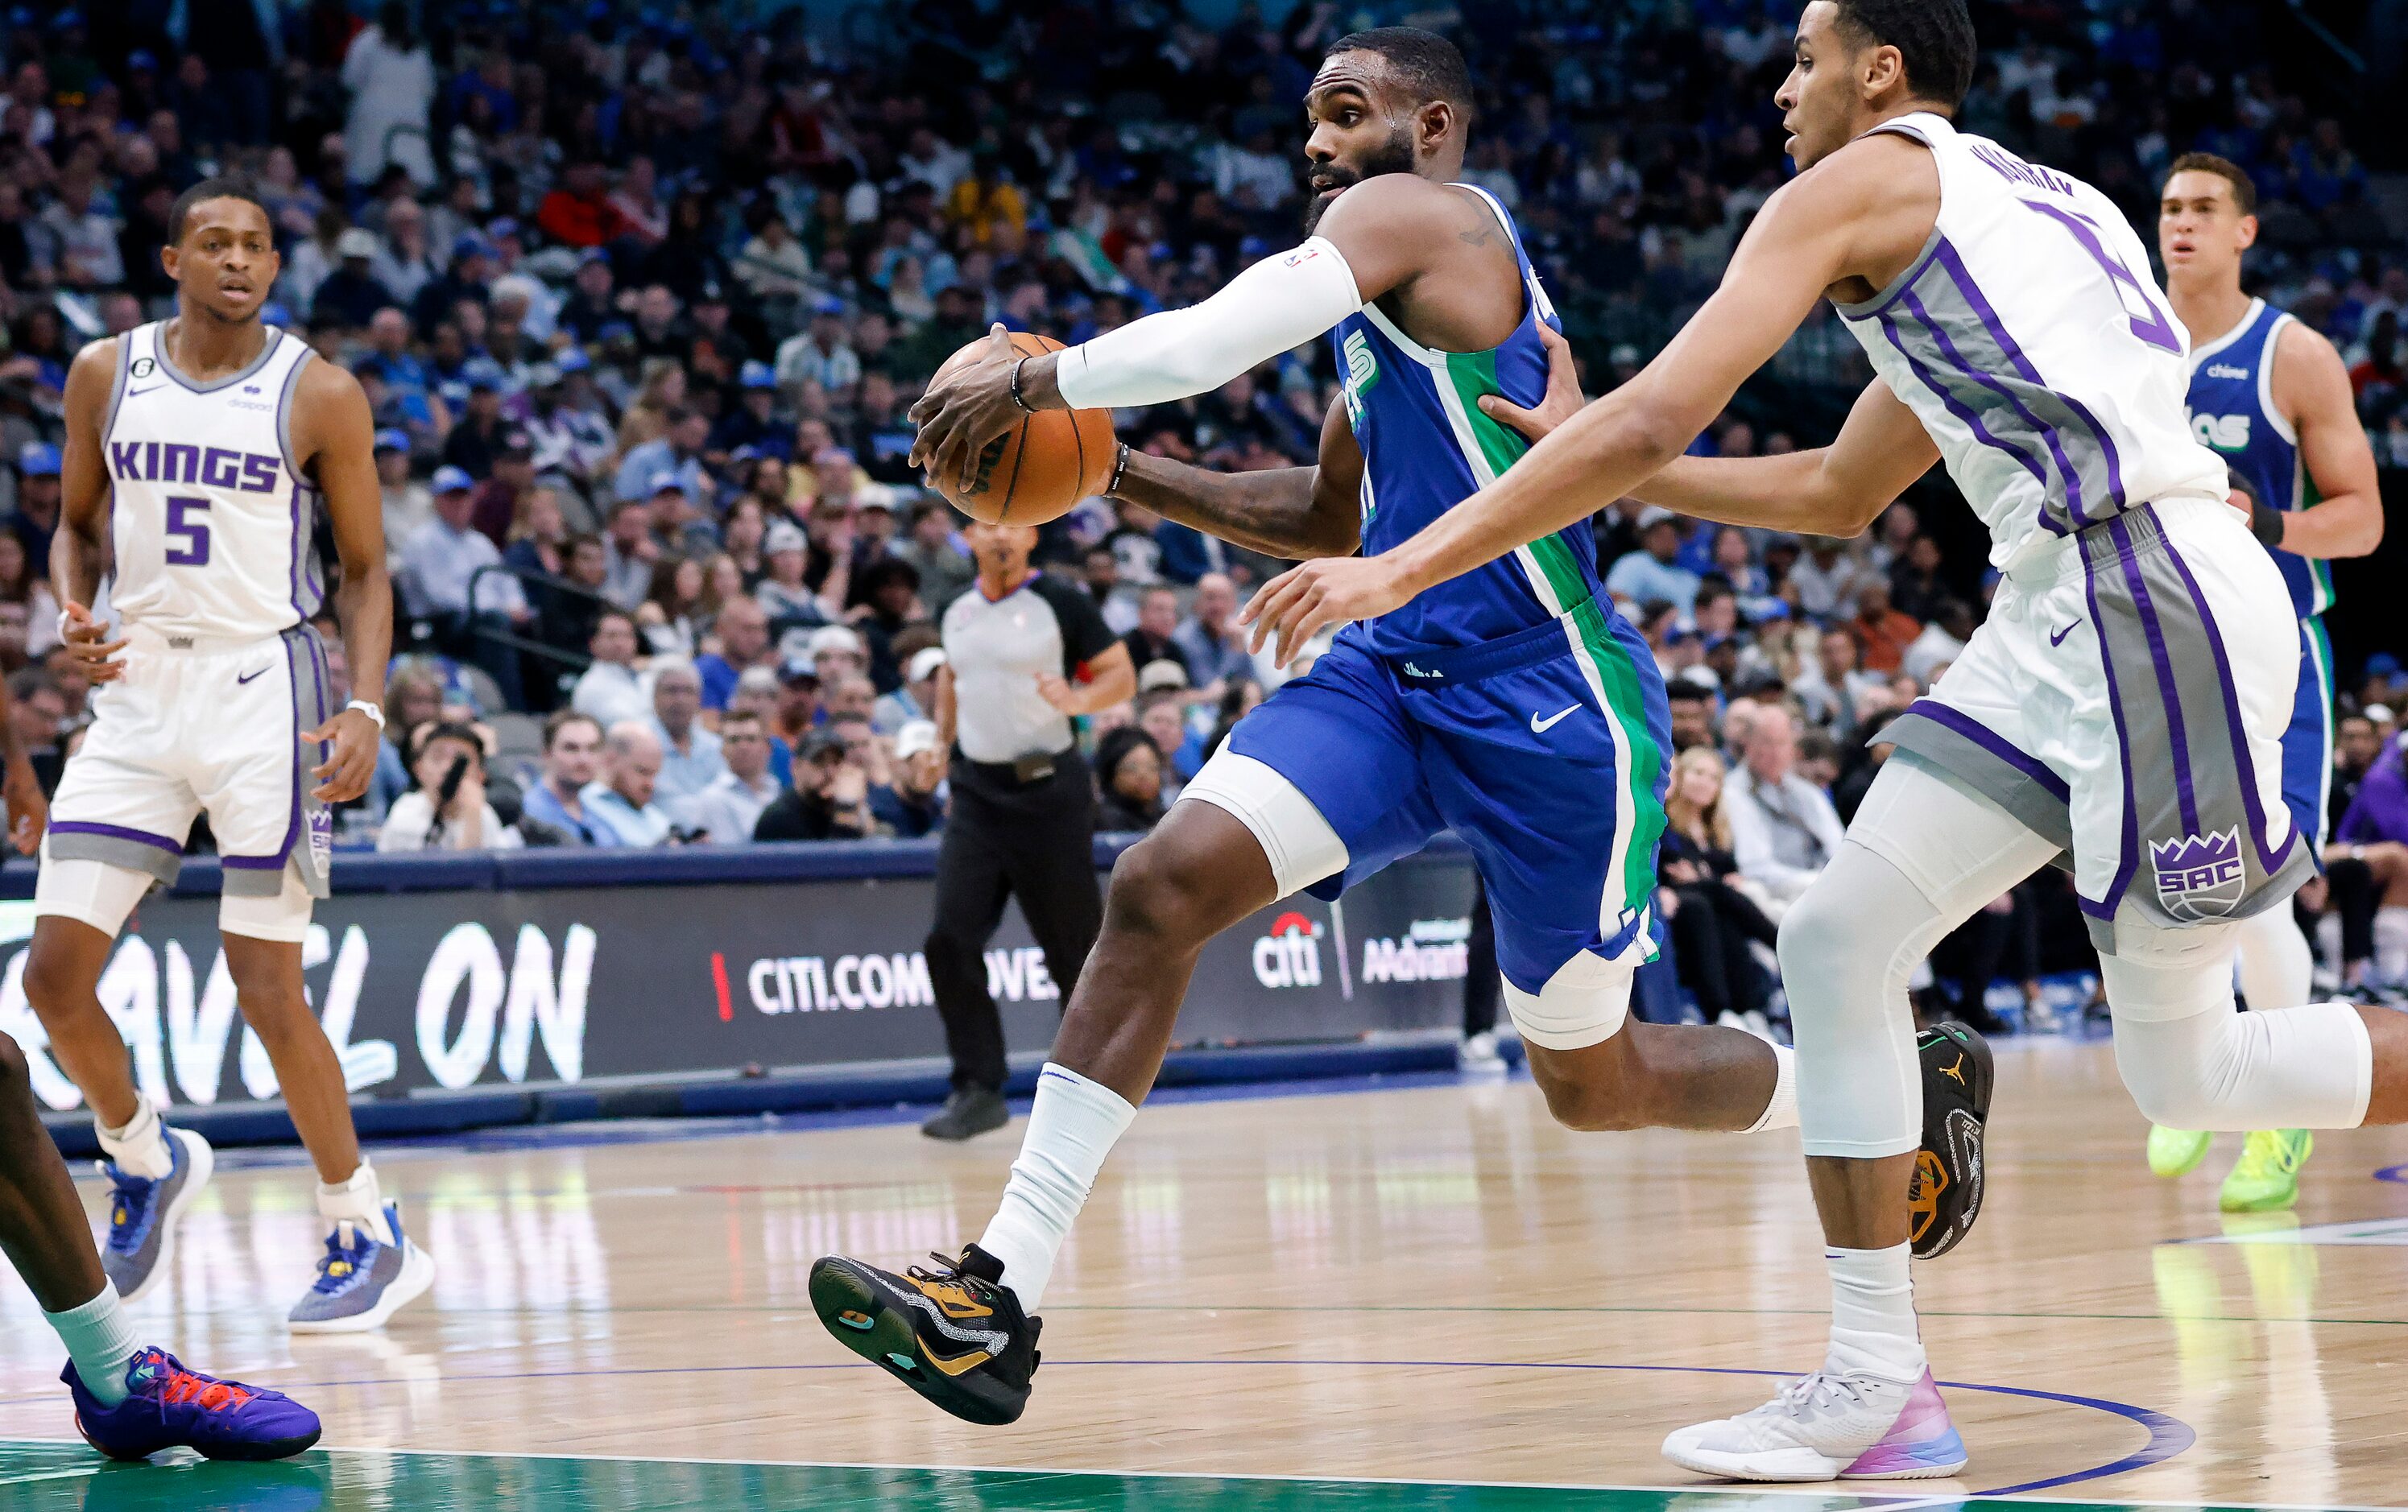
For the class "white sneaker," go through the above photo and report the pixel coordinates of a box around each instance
[1662,1368,1966,1481]
[1457,1031,1506,1075]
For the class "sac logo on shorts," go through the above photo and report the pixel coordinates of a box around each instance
[2149,827,2246,919]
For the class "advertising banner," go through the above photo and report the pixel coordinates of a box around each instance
[0,853,1478,1115]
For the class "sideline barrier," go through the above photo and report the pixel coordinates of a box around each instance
[0,837,1481,1148]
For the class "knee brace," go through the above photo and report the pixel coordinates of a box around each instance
[2104,950,2372,1131]
[219,865,314,944]
[31,854,153,940]
[1500,951,1632,1051]
[1176,750,1347,900]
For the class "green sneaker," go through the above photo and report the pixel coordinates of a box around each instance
[2147,1125,2211,1178]
[2219,1129,2312,1213]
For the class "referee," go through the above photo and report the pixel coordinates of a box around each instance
[922,519,1136,1140]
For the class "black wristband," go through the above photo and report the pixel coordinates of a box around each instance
[2249,501,2286,549]
[1008,357,1035,414]
[1105,441,1132,497]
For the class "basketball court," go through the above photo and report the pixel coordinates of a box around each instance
[2,1036,2403,1510]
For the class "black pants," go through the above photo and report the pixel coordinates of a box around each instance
[1463,875,1500,1037]
[2326,855,2377,969]
[925,753,1103,1093]
[1666,878,1779,1021]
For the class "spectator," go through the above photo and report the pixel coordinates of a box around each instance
[600,501,660,612]
[755,729,878,841]
[757,519,824,626]
[1659,746,1781,1031]
[1848,580,1921,675]
[583,720,675,846]
[10,444,61,579]
[311,227,392,330]
[896,499,975,609]
[1902,600,1975,687]
[1721,704,1847,911]
[1605,511,1703,614]
[519,710,618,846]
[697,597,777,710]
[1120,585,1192,687]
[570,609,650,729]
[889,719,949,837]
[614,407,716,507]
[877,644,945,734]
[1173,573,1254,692]
[379,721,523,852]
[679,708,784,844]
[341,3,436,188]
[649,660,727,805]
[1094,726,1167,831]
[1789,536,1865,620]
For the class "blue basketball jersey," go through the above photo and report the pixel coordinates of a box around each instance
[1331,184,1602,654]
[2186,297,2327,617]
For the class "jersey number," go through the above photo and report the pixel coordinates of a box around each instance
[2019,200,2184,356]
[164,496,211,566]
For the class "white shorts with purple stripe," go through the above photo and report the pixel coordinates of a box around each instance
[1876,495,2313,956]
[42,622,333,911]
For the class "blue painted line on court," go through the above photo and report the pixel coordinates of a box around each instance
[130,1358,2183,1498]
[2372,1164,2407,1184]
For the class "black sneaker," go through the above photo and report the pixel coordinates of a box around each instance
[921,1089,1008,1142]
[1909,1021,1993,1260]
[809,1244,1040,1425]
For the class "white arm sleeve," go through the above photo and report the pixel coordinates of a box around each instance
[1054,237,1363,410]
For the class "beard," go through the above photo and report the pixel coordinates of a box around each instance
[1303,127,1418,233]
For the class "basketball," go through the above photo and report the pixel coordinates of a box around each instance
[929,332,1117,526]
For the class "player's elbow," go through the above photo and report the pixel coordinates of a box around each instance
[1296,510,1361,560]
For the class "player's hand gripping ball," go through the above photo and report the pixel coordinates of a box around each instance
[911,325,1116,526]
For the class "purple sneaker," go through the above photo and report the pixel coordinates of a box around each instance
[65,1347,321,1461]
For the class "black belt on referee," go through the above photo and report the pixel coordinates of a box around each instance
[954,746,1078,786]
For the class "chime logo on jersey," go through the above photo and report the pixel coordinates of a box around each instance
[1252,911,1324,989]
[2150,827,2247,919]
[106,439,284,493]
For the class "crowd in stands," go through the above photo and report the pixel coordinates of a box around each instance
[0,0,2400,1022]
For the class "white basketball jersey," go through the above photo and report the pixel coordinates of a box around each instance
[1833,113,2227,574]
[102,321,321,641]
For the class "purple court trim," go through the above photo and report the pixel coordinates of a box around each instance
[48,820,183,853]
[1918,245,2088,531]
[102,1360,2181,1500]
[2082,553,2142,919]
[1900,700,2070,803]
[2107,515,2201,838]
[2158,524,2294,875]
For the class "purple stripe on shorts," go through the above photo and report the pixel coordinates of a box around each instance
[1901,700,2070,804]
[2158,522,2294,874]
[50,820,183,854]
[2107,515,2201,837]
[221,854,288,870]
[2082,556,2141,919]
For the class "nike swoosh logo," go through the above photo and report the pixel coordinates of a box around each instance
[125,385,163,398]
[921,1341,995,1377]
[2049,620,2080,646]
[236,667,271,685]
[1531,704,1580,733]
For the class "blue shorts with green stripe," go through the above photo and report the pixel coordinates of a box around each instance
[1226,607,1671,996]
[2281,614,2336,858]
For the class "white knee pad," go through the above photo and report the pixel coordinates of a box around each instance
[2108,972,2373,1132]
[1176,750,1349,900]
[2377,907,2408,982]
[1501,951,1632,1051]
[2232,906,2314,1011]
[31,850,153,940]
[219,865,315,944]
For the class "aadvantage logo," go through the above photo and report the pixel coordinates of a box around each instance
[1340,328,1380,429]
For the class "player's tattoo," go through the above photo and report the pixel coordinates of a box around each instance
[1458,221,1493,246]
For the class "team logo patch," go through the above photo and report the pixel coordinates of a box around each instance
[2150,827,2246,919]
[308,807,333,873]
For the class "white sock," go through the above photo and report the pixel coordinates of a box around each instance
[975,1063,1136,1312]
[1744,1043,1798,1133]
[46,1283,141,1407]
[1824,1242,1926,1380]
[317,1162,395,1247]
[2376,907,2408,984]
[95,1097,173,1180]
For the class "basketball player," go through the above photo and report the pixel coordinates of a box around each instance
[39,180,434,1332]
[0,680,318,1458]
[1244,0,2408,1479]
[811,27,1988,1429]
[2149,152,2382,1212]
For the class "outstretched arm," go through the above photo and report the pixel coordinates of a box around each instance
[292,360,392,804]
[1239,137,1938,661]
[2265,320,2381,560]
[1105,398,1364,560]
[1632,378,1938,536]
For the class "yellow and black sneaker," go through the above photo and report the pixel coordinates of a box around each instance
[1909,1022,1994,1260]
[809,1245,1039,1425]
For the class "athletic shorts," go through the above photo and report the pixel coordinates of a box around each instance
[1880,496,2312,955]
[2281,613,2335,858]
[1215,599,1669,998]
[44,622,334,899]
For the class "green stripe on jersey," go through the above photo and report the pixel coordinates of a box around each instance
[1568,596,1667,919]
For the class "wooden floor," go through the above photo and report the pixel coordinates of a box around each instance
[3,1037,2406,1510]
